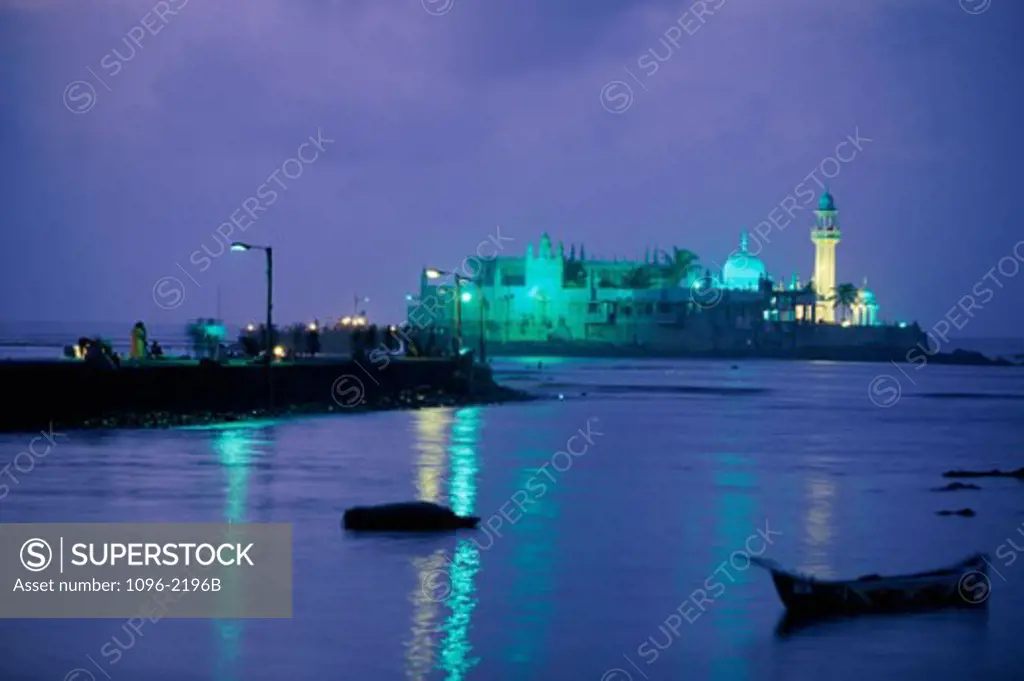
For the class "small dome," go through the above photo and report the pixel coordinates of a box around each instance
[818,190,836,212]
[722,232,766,291]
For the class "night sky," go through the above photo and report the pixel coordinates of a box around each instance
[1,0,1022,338]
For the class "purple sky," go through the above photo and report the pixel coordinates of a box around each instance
[2,0,1023,337]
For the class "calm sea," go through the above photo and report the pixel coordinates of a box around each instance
[1,357,1023,679]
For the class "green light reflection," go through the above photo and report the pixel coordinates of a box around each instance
[448,408,480,518]
[405,407,484,681]
[504,466,554,669]
[710,455,755,681]
[210,427,258,681]
[438,407,482,681]
[407,409,452,680]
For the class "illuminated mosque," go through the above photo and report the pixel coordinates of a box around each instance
[413,190,884,344]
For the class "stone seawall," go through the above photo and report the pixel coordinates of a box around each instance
[0,358,525,433]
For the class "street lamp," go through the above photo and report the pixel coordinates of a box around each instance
[478,296,488,363]
[231,242,273,360]
[353,295,370,319]
[425,268,472,356]
[231,242,276,409]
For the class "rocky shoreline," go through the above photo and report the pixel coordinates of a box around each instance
[0,357,534,433]
[72,383,535,430]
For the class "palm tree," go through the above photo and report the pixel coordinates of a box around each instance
[622,266,652,289]
[831,283,859,323]
[657,247,699,285]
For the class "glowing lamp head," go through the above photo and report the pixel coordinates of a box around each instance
[341,317,352,326]
[307,322,317,331]
[272,345,286,358]
[425,268,443,280]
[230,242,251,252]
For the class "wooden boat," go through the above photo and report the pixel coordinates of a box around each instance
[750,553,990,615]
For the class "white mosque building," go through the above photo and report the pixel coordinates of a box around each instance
[411,190,881,343]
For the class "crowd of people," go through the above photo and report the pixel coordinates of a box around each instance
[64,319,221,367]
[66,318,466,368]
[348,325,455,358]
[65,321,164,368]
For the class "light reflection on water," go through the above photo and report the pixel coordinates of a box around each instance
[0,359,1023,680]
[211,427,256,681]
[437,408,482,681]
[407,407,482,681]
[802,473,837,579]
[710,454,756,681]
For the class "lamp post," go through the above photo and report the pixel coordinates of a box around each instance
[425,268,470,357]
[232,242,273,406]
[231,242,273,356]
[478,295,488,364]
[353,295,369,318]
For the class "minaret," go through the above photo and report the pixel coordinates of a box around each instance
[811,189,841,322]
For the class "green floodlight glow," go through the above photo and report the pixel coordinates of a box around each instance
[461,292,472,302]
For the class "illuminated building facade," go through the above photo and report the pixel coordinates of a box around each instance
[409,190,883,346]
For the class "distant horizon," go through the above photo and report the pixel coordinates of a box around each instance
[1,318,1023,340]
[3,318,1024,349]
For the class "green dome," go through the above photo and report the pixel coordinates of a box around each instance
[818,190,836,212]
[722,232,766,291]
[858,287,876,304]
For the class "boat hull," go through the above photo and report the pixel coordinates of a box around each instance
[757,554,990,616]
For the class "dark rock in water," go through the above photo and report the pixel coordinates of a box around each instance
[342,501,480,532]
[936,508,976,517]
[931,349,1015,367]
[942,467,1024,479]
[931,482,982,492]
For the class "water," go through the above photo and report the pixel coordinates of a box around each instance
[1,358,1023,680]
